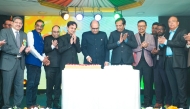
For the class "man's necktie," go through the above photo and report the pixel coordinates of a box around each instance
[15,31,20,48]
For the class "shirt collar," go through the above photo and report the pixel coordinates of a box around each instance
[12,28,19,33]
[170,27,178,33]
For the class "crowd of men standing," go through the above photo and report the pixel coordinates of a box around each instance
[0,15,190,109]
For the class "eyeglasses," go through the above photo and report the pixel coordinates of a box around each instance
[138,25,146,28]
[91,28,99,30]
[52,31,60,33]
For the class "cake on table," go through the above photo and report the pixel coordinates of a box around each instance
[65,64,101,69]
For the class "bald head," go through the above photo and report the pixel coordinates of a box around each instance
[90,20,99,34]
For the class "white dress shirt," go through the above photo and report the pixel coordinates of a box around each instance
[27,31,44,61]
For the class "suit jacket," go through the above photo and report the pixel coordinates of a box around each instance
[58,33,81,70]
[163,28,187,68]
[0,28,27,71]
[188,48,190,67]
[133,33,155,67]
[44,35,60,67]
[152,35,165,69]
[107,29,138,64]
[81,31,109,67]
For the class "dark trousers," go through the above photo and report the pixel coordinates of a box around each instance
[134,59,153,107]
[111,59,131,65]
[154,60,172,105]
[26,64,41,107]
[165,57,187,108]
[2,59,24,109]
[44,67,61,107]
[0,71,4,108]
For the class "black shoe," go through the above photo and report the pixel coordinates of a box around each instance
[53,104,61,109]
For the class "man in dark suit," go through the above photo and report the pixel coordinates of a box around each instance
[44,25,61,109]
[58,21,81,70]
[81,20,109,68]
[0,19,11,109]
[133,20,155,108]
[107,18,137,65]
[184,33,190,67]
[0,16,30,109]
[158,16,188,109]
[151,24,172,108]
[2,19,12,29]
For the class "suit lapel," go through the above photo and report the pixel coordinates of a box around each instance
[145,33,148,42]
[9,29,18,47]
[136,33,141,45]
[172,28,180,40]
[19,31,23,46]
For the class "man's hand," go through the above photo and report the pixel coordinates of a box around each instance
[187,41,190,45]
[52,40,58,47]
[72,34,77,44]
[123,33,128,40]
[141,41,149,48]
[43,56,50,66]
[70,37,74,44]
[158,36,166,44]
[151,48,159,54]
[55,45,58,49]
[119,33,124,43]
[25,46,31,53]
[0,40,6,46]
[19,44,26,53]
[87,56,92,63]
[184,33,190,41]
[104,62,109,66]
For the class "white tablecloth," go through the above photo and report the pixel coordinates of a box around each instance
[62,66,140,109]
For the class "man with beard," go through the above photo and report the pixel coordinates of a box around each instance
[25,19,50,108]
[151,24,172,108]
[58,21,81,70]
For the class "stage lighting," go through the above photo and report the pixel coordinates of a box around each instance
[76,13,84,21]
[94,14,102,21]
[60,8,70,20]
[61,13,70,20]
[114,13,122,20]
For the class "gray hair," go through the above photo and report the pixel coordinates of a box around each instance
[12,16,23,23]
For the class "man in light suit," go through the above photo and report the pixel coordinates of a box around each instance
[133,20,155,108]
[0,16,30,109]
[158,16,188,109]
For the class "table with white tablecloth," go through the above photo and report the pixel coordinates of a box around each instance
[62,65,140,109]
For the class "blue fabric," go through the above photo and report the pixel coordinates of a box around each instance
[25,30,44,67]
[165,28,177,56]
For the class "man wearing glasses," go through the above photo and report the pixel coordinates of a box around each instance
[25,19,50,108]
[133,20,155,108]
[107,18,137,65]
[81,20,109,68]
[43,25,61,109]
